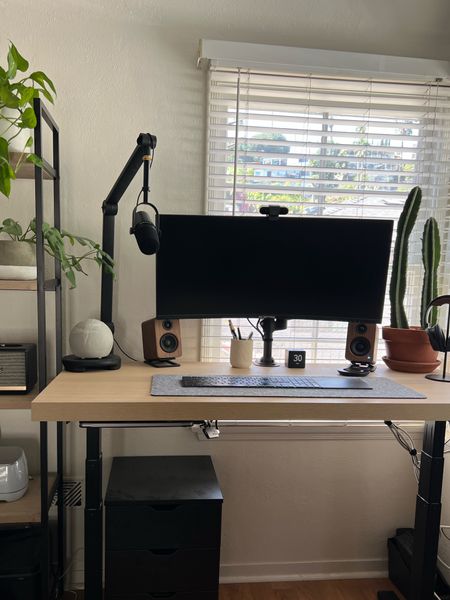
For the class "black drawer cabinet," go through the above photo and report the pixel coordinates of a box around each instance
[0,570,41,599]
[106,503,221,550]
[105,456,223,600]
[0,526,41,600]
[106,547,220,593]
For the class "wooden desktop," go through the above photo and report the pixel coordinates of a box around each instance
[32,361,450,422]
[31,361,450,600]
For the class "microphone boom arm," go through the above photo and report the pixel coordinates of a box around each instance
[100,133,157,329]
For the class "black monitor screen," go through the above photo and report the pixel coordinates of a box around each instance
[156,215,393,323]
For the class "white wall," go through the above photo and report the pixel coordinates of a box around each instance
[1,0,449,586]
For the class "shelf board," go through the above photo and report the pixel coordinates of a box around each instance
[0,280,37,291]
[0,279,60,291]
[0,389,37,409]
[10,152,55,180]
[0,474,57,524]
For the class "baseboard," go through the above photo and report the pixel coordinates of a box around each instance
[219,558,387,583]
[69,557,387,588]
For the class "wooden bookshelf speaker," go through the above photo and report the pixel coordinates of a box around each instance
[345,322,378,364]
[142,318,182,366]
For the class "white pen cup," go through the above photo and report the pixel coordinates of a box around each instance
[230,338,254,369]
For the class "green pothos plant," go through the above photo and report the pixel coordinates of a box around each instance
[0,218,114,288]
[0,42,56,197]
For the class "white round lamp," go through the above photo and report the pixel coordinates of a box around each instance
[69,319,114,359]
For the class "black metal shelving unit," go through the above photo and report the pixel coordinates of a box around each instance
[0,97,65,599]
[34,95,65,600]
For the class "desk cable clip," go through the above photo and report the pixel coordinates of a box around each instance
[200,420,220,440]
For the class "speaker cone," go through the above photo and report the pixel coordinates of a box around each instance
[160,333,179,354]
[350,336,371,356]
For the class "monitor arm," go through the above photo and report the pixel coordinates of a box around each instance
[100,133,157,330]
[255,317,288,367]
[254,205,289,367]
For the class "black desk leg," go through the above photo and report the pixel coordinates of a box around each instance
[409,421,446,600]
[40,422,49,600]
[85,427,103,600]
[57,421,65,597]
[378,420,446,600]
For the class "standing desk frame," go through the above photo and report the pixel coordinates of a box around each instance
[32,362,450,600]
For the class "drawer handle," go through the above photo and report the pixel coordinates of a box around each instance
[151,504,180,512]
[149,593,176,599]
[148,548,178,556]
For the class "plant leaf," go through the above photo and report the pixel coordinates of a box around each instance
[0,137,8,160]
[0,84,19,108]
[0,164,11,197]
[26,153,43,167]
[9,44,29,73]
[20,106,37,128]
[61,229,75,245]
[65,269,76,289]
[19,86,35,107]
[30,71,56,95]
[37,86,54,104]
[6,45,17,79]
[1,218,22,238]
[73,236,88,247]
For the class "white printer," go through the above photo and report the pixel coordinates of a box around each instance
[0,446,29,502]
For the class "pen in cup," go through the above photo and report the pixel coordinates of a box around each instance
[228,319,238,339]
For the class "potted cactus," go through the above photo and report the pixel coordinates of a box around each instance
[382,186,441,373]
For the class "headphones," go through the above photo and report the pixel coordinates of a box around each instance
[425,295,450,352]
[130,201,160,255]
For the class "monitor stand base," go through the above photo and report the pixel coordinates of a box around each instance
[338,362,376,377]
[254,357,280,367]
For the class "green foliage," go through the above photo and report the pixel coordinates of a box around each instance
[389,186,421,329]
[420,217,441,329]
[0,218,114,288]
[0,42,56,198]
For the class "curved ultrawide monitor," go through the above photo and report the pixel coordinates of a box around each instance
[156,214,393,323]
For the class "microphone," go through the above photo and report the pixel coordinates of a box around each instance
[130,209,160,255]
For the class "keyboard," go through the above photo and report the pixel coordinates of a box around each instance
[181,375,371,390]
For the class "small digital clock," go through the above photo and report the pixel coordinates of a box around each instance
[285,349,306,369]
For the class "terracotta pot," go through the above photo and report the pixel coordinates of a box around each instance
[382,326,440,373]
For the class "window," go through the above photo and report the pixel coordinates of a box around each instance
[201,58,450,363]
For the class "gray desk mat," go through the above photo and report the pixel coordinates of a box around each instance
[150,375,425,399]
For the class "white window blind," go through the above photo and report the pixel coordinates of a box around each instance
[201,68,450,363]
